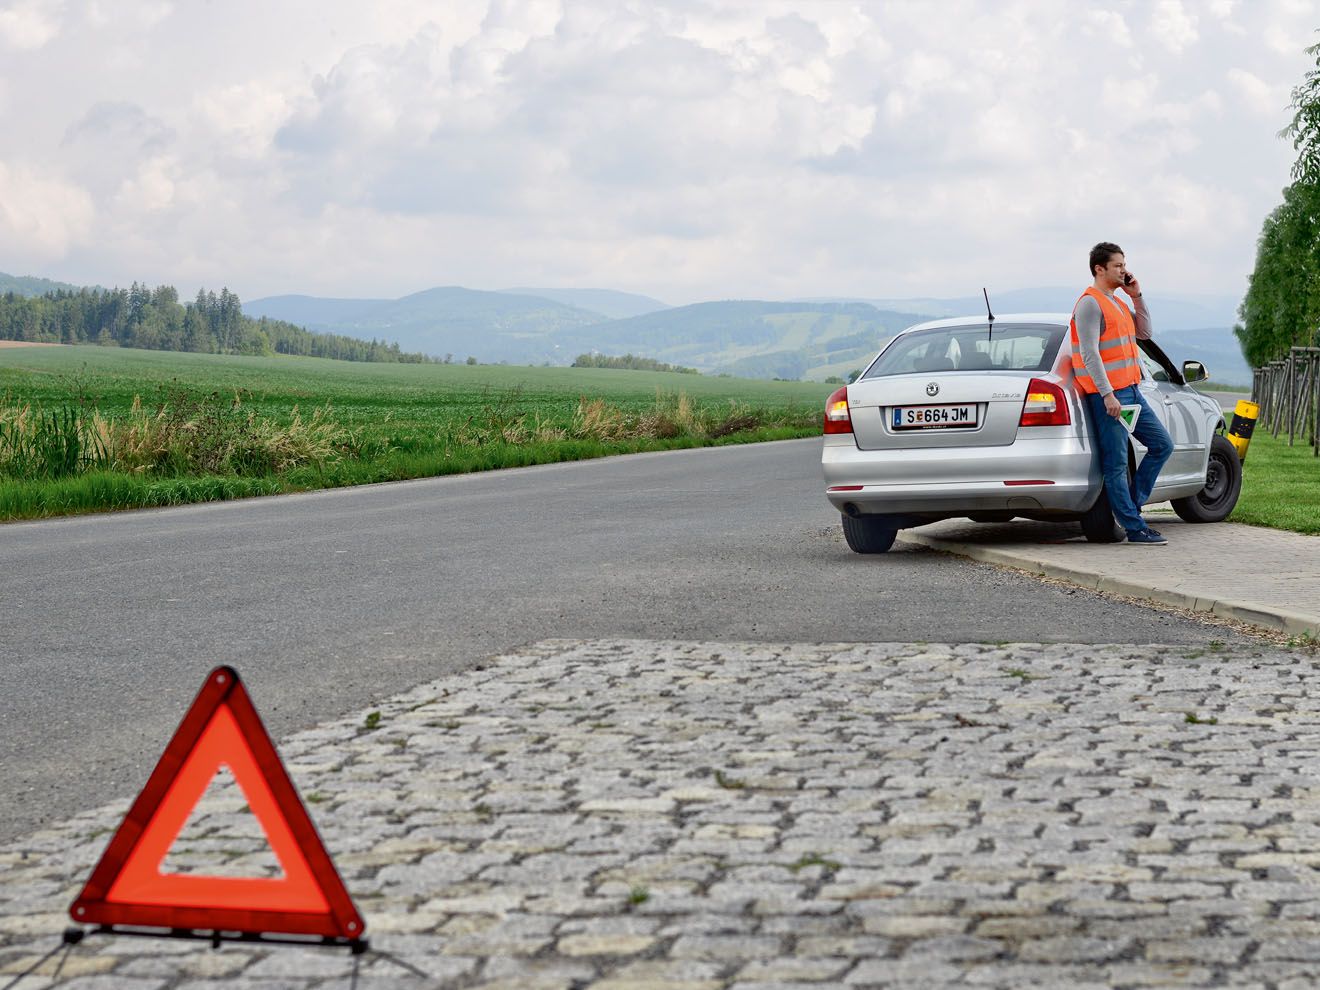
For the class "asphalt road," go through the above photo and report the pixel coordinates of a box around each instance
[0,438,1256,842]
[1204,388,1248,412]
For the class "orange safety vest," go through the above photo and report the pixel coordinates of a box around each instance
[1069,286,1141,394]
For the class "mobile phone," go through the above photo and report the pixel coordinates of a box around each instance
[1123,272,1134,286]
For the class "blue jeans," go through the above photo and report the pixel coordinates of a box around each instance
[1084,385,1173,536]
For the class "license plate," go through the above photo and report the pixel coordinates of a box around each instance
[892,404,978,429]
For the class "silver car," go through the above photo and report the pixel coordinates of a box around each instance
[821,313,1242,553]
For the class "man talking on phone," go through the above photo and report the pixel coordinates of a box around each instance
[1069,241,1173,546]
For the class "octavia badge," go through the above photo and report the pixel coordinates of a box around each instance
[925,382,940,397]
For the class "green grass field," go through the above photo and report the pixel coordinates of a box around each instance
[1232,428,1320,535]
[0,345,831,520]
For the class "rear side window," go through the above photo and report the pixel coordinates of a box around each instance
[861,323,1067,379]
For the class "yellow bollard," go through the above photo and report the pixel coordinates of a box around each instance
[1226,399,1259,462]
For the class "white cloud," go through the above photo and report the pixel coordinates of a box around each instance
[0,0,63,49]
[1,0,1317,302]
[193,79,297,160]
[1156,175,1247,241]
[0,161,93,257]
[114,156,176,213]
[85,0,171,30]
[1082,9,1133,48]
[1227,67,1284,116]
[1150,0,1198,55]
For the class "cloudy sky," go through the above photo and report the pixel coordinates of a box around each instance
[0,0,1316,306]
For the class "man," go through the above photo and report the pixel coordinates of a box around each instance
[1070,242,1173,546]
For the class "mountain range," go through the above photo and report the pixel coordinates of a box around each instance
[0,271,1252,384]
[243,287,937,381]
[244,285,1252,384]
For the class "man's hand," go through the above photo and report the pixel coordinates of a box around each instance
[1103,392,1122,418]
[1121,272,1142,297]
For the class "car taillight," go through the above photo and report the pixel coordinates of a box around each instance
[823,385,852,434]
[1019,378,1070,427]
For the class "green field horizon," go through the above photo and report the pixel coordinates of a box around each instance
[0,344,830,520]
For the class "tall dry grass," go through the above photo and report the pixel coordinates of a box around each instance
[571,390,775,442]
[0,388,349,481]
[445,389,779,448]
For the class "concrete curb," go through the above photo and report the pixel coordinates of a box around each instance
[898,531,1320,637]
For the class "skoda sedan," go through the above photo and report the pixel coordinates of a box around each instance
[821,314,1241,553]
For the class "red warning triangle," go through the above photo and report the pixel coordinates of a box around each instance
[70,667,365,941]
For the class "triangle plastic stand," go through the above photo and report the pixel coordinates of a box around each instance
[70,666,365,943]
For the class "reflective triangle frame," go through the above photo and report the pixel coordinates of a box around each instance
[70,666,364,942]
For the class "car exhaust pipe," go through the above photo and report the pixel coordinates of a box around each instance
[842,503,861,518]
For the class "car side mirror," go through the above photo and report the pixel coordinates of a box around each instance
[1182,360,1207,383]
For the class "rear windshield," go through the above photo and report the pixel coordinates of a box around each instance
[861,323,1067,379]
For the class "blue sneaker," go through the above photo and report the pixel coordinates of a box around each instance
[1126,528,1167,546]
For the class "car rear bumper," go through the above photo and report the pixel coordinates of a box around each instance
[822,434,1098,514]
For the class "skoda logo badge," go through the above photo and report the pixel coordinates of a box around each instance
[925,382,940,397]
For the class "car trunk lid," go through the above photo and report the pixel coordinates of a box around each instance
[847,373,1031,451]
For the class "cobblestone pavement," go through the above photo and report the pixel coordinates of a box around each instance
[8,637,1320,989]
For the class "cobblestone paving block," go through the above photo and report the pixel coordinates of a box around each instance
[14,638,1320,986]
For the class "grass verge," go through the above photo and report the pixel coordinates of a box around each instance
[1232,428,1320,535]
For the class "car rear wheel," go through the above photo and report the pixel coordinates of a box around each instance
[1171,434,1242,523]
[841,514,898,554]
[1079,486,1124,543]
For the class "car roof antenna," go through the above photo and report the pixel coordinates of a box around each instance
[982,288,995,342]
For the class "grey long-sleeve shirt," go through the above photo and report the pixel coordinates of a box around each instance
[1073,291,1151,397]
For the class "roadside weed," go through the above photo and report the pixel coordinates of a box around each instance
[788,853,841,873]
[1286,630,1319,652]
[714,770,746,790]
[1004,668,1041,682]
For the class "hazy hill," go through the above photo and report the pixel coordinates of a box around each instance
[814,287,1240,333]
[558,300,932,380]
[245,286,608,362]
[0,272,84,296]
[244,289,930,378]
[501,287,670,319]
[1152,328,1252,386]
[237,294,391,327]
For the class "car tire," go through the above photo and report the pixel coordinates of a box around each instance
[1079,486,1124,543]
[1171,434,1242,523]
[841,514,898,554]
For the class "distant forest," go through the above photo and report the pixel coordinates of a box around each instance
[571,352,698,374]
[0,284,434,363]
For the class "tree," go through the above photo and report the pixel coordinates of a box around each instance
[1239,38,1320,365]
[1284,40,1320,185]
[0,282,434,364]
[1236,182,1320,365]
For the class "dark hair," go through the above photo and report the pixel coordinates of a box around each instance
[1089,242,1123,277]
